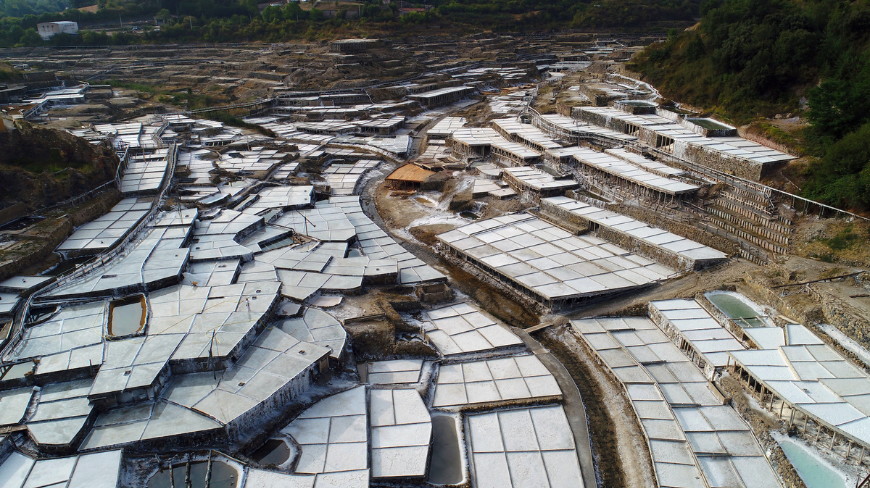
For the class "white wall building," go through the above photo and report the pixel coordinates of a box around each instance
[37,21,79,40]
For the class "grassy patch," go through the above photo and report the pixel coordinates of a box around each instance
[796,220,870,267]
[747,120,806,155]
[819,225,863,251]
[106,79,227,110]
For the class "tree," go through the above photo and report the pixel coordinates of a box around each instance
[17,28,42,46]
[156,8,171,23]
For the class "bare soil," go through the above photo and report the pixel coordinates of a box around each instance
[409,224,456,246]
[374,186,431,230]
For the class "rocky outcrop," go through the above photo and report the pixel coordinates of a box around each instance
[0,119,120,212]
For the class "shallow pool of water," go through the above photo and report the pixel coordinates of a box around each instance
[43,256,93,277]
[147,460,239,488]
[706,292,768,328]
[251,439,290,466]
[109,298,145,337]
[0,216,44,231]
[778,438,849,488]
[259,235,296,252]
[428,415,464,485]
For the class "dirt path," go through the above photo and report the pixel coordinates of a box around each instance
[538,325,657,488]
[515,327,599,488]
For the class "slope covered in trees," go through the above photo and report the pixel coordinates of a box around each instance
[0,0,701,46]
[630,0,870,211]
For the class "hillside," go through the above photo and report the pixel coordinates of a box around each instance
[629,0,870,211]
[0,119,120,210]
[0,0,701,47]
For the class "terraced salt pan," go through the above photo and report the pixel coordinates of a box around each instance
[649,299,745,372]
[216,147,288,175]
[433,354,561,408]
[163,326,330,424]
[277,307,347,360]
[491,118,563,150]
[572,316,781,488]
[558,146,699,195]
[7,301,106,364]
[121,149,170,195]
[542,197,727,268]
[421,302,523,356]
[465,405,585,488]
[183,259,241,287]
[731,322,870,449]
[281,386,369,475]
[364,359,424,385]
[502,167,578,193]
[256,241,390,300]
[437,212,675,306]
[26,379,92,447]
[189,209,262,261]
[244,468,368,488]
[535,113,637,142]
[272,205,357,242]
[47,226,190,299]
[328,197,444,284]
[323,159,380,196]
[81,401,223,450]
[0,387,33,426]
[369,388,432,478]
[243,186,314,215]
[0,449,123,488]
[56,198,150,254]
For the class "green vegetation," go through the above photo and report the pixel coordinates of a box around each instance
[104,81,275,135]
[806,222,869,263]
[803,123,870,210]
[0,0,72,17]
[820,224,864,251]
[630,0,870,211]
[0,61,23,82]
[747,121,803,154]
[0,0,701,47]
[105,79,222,110]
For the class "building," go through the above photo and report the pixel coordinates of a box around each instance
[409,86,475,109]
[329,38,382,53]
[385,164,434,191]
[36,21,78,40]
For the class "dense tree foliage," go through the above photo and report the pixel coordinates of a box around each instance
[803,123,870,210]
[630,0,870,211]
[0,0,701,47]
[0,0,71,17]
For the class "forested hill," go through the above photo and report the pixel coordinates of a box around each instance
[0,0,701,47]
[629,0,870,211]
